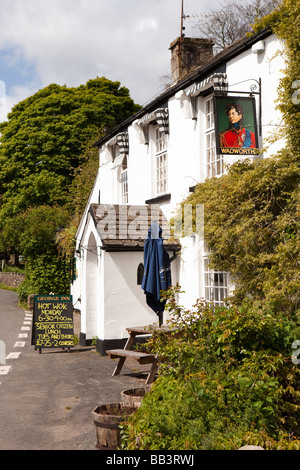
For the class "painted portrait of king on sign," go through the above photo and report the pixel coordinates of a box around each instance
[215,96,259,156]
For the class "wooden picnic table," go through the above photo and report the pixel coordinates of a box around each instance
[106,325,172,384]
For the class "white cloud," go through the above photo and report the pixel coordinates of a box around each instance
[0,83,39,122]
[133,17,159,33]
[0,0,222,117]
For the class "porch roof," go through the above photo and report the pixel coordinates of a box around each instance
[89,203,180,253]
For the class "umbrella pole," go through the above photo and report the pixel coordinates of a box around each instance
[158,311,163,327]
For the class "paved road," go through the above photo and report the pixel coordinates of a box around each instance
[0,289,150,450]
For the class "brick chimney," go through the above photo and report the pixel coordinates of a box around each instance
[169,37,214,85]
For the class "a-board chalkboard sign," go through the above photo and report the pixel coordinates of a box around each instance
[32,295,74,352]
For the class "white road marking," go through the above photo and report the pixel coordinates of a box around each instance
[0,310,33,385]
[6,352,21,359]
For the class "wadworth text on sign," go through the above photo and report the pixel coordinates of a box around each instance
[32,295,74,352]
[215,95,260,156]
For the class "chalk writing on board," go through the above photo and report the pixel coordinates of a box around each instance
[32,295,74,350]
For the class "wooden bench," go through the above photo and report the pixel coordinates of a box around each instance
[106,326,160,384]
[106,348,158,384]
[106,349,155,364]
[106,325,175,384]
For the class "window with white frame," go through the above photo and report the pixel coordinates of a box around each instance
[205,96,223,178]
[120,155,128,204]
[204,257,228,307]
[155,127,168,194]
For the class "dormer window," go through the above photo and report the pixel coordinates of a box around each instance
[104,131,129,163]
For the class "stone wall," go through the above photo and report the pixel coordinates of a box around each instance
[0,272,25,288]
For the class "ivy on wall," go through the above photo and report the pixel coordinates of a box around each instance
[177,0,300,313]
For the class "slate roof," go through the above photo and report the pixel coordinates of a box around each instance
[89,203,180,252]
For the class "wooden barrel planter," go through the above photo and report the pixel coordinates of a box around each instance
[120,385,151,407]
[92,402,136,450]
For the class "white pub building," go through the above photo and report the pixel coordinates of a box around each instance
[71,27,285,353]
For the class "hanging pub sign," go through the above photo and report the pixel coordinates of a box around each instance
[214,96,259,156]
[32,295,74,353]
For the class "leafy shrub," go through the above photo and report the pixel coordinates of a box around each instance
[17,252,70,303]
[121,287,300,450]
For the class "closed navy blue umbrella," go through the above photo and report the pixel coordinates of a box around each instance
[141,222,171,325]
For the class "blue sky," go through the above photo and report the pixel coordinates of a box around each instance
[0,47,41,90]
[0,0,221,122]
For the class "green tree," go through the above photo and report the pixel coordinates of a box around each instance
[66,134,100,219]
[0,205,71,301]
[0,77,140,228]
[0,76,140,297]
[55,135,100,259]
[0,205,69,258]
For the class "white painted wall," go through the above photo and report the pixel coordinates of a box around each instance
[71,204,179,341]
[117,37,281,210]
[127,123,151,205]
[103,251,154,339]
[73,32,286,341]
[177,235,202,308]
[102,249,178,339]
[88,34,285,215]
[168,94,201,215]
